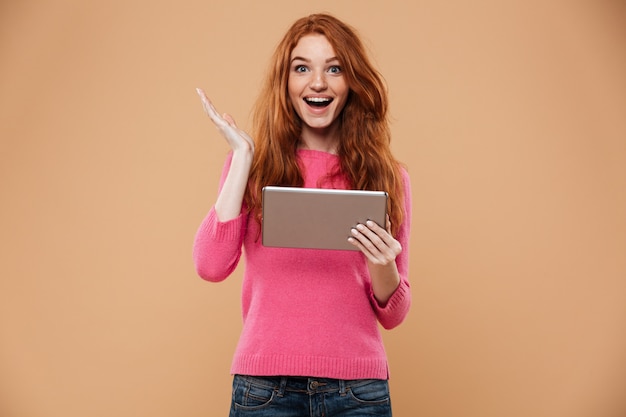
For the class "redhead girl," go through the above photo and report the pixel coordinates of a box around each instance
[193,13,412,417]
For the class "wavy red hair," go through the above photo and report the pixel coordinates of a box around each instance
[246,13,406,236]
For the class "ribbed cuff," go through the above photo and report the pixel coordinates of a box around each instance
[201,207,245,242]
[371,279,411,330]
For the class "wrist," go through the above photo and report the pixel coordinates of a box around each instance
[231,148,254,164]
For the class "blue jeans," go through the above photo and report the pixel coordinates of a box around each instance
[229,375,392,417]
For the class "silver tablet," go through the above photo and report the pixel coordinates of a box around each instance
[262,186,388,250]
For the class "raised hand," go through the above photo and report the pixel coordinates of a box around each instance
[196,88,254,154]
[196,88,254,221]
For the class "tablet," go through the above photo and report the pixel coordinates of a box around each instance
[262,186,388,250]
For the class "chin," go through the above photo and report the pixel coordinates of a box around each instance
[304,116,335,129]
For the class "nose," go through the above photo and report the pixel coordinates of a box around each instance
[309,71,327,91]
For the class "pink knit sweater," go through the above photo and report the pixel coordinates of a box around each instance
[193,149,412,380]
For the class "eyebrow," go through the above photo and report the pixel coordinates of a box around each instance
[290,56,340,63]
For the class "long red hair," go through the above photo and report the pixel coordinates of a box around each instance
[246,13,406,236]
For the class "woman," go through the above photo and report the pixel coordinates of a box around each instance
[193,13,412,417]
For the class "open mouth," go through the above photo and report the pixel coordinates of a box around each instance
[304,97,333,108]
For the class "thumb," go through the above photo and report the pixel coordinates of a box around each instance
[222,113,237,127]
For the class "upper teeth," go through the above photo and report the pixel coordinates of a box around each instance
[306,97,331,102]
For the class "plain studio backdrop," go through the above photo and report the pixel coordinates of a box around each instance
[1,1,625,416]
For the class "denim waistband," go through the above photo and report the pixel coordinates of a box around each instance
[234,375,385,396]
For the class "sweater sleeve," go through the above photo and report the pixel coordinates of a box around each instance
[192,153,247,282]
[370,168,412,329]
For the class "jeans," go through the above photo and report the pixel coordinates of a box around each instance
[229,375,392,417]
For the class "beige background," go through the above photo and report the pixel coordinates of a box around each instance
[1,1,625,416]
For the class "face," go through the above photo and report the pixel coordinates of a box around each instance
[288,34,349,137]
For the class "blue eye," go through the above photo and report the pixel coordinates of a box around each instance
[328,65,342,74]
[294,65,308,73]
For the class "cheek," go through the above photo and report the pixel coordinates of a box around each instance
[286,85,304,118]
[287,83,296,101]
[287,75,306,95]
[333,81,349,104]
[287,83,304,109]
[286,90,298,111]
[334,87,350,113]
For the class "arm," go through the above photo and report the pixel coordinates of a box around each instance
[351,218,402,305]
[193,154,248,281]
[196,88,254,221]
[192,89,254,281]
[348,170,412,328]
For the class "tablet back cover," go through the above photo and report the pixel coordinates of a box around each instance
[262,186,388,250]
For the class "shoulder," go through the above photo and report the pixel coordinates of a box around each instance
[396,163,412,210]
[397,163,411,188]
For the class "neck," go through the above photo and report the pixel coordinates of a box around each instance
[299,126,339,154]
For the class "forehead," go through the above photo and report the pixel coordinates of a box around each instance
[290,33,337,59]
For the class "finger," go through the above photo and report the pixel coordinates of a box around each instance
[347,235,378,262]
[196,90,217,118]
[353,222,402,260]
[348,230,394,265]
[350,226,388,262]
[354,223,385,248]
[222,113,254,146]
[195,88,225,125]
[360,220,396,248]
[223,113,237,127]
[195,87,212,113]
